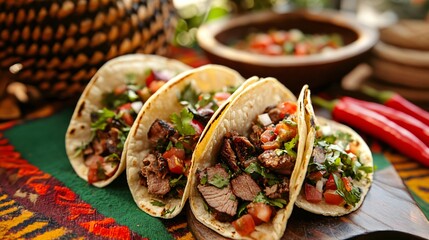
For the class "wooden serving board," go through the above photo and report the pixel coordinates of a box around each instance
[187,165,429,239]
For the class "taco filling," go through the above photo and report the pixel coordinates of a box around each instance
[76,69,175,184]
[196,101,299,236]
[139,84,236,202]
[303,124,373,207]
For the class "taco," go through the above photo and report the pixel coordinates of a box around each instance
[65,54,191,188]
[295,88,374,216]
[189,78,312,239]
[125,64,250,218]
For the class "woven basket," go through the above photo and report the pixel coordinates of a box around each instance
[0,0,177,99]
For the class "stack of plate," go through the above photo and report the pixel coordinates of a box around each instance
[368,20,429,103]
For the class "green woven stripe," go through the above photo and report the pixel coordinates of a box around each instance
[410,191,429,220]
[372,152,391,172]
[4,109,173,240]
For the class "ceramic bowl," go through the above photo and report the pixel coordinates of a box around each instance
[197,10,379,93]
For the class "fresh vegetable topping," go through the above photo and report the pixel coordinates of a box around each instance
[77,68,176,184]
[234,29,344,56]
[304,123,372,207]
[197,101,299,236]
[139,83,237,200]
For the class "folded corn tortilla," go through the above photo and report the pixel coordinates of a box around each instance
[65,54,191,188]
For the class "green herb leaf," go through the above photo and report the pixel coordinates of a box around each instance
[91,108,116,131]
[245,162,281,186]
[208,173,229,188]
[254,192,287,208]
[151,200,166,207]
[170,108,196,136]
[162,206,176,217]
[333,174,361,206]
[170,175,187,187]
[283,135,298,158]
[237,202,250,218]
[179,83,199,106]
[200,174,208,185]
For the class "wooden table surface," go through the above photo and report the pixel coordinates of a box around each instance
[187,164,429,239]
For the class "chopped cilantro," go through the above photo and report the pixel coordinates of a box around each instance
[91,108,116,131]
[170,175,187,187]
[283,135,298,158]
[170,108,196,136]
[200,174,208,185]
[150,200,166,207]
[333,174,361,206]
[237,202,250,218]
[208,173,229,188]
[179,83,199,106]
[162,206,176,217]
[254,192,287,208]
[104,153,120,162]
[244,162,281,186]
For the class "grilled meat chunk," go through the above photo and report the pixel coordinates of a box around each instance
[232,135,256,165]
[148,119,177,146]
[231,173,261,201]
[258,150,296,175]
[220,137,240,172]
[264,177,290,199]
[140,153,170,196]
[197,184,237,220]
[249,124,264,150]
[147,172,171,196]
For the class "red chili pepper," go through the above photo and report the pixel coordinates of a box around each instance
[341,96,429,146]
[312,96,429,167]
[361,85,429,126]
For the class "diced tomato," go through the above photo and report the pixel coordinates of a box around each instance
[269,30,289,45]
[213,92,231,102]
[346,141,359,155]
[163,147,186,160]
[324,190,345,205]
[249,34,273,50]
[342,177,352,192]
[325,174,337,190]
[145,69,155,87]
[86,156,104,184]
[191,119,204,135]
[87,168,98,184]
[262,141,280,150]
[148,80,165,93]
[274,122,296,141]
[295,42,308,56]
[165,155,185,174]
[304,183,322,203]
[118,102,132,111]
[232,214,256,236]
[262,44,283,55]
[121,112,134,126]
[247,202,273,223]
[114,85,127,96]
[308,170,325,181]
[277,101,297,119]
[260,127,276,143]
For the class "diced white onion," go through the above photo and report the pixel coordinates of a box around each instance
[257,113,272,126]
[316,180,324,193]
[131,101,143,114]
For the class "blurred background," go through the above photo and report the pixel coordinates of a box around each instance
[172,0,429,48]
[0,0,428,120]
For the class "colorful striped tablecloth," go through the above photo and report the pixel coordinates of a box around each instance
[1,47,428,239]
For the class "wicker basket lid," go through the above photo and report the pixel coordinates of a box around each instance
[0,0,177,99]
